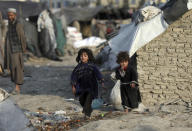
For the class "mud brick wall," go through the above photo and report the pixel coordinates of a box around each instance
[137,11,192,105]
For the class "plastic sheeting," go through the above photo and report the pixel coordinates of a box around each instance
[161,0,188,24]
[0,99,32,131]
[53,7,103,25]
[54,18,66,56]
[0,1,46,18]
[109,13,168,58]
[73,37,106,48]
[19,18,41,57]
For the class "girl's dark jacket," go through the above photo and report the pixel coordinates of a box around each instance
[71,62,103,98]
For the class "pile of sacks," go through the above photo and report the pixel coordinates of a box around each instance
[67,27,83,46]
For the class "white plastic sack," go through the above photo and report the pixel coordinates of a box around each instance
[73,37,106,48]
[110,80,122,109]
[132,103,149,113]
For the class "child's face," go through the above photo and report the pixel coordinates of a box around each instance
[120,60,128,69]
[80,52,89,63]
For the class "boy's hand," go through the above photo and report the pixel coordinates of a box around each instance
[130,83,136,88]
[72,86,76,95]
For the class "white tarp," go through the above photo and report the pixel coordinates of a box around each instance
[109,12,168,57]
[73,37,106,48]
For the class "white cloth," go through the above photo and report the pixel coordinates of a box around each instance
[37,10,57,50]
[73,37,106,48]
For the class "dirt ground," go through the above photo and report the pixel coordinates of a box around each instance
[0,54,192,131]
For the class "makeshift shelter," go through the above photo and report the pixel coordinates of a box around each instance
[50,14,67,56]
[53,6,104,25]
[99,11,168,70]
[0,1,46,18]
[19,18,41,57]
[98,0,192,70]
[37,10,66,60]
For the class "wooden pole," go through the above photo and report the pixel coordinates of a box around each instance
[49,0,53,10]
[60,0,63,9]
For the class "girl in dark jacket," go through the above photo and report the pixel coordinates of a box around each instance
[115,51,140,113]
[71,48,104,118]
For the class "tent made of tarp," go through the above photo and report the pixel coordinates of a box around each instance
[0,1,47,18]
[98,12,168,70]
[109,12,168,58]
[53,6,104,25]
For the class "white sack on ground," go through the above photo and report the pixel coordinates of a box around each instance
[37,10,57,50]
[109,13,168,57]
[110,80,122,110]
[67,27,82,45]
[0,99,32,131]
[73,37,106,48]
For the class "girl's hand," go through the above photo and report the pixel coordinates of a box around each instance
[130,83,136,88]
[72,85,76,95]
[101,83,107,92]
[101,82,105,88]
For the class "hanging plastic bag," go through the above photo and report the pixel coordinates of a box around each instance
[110,80,121,108]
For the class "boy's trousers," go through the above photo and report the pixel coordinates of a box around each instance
[79,92,93,117]
[120,86,138,109]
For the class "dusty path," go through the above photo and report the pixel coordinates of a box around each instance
[0,56,191,131]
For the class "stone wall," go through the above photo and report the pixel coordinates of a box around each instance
[137,11,192,105]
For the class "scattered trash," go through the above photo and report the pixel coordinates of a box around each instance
[25,110,71,130]
[54,110,67,115]
[92,98,104,109]
[0,88,9,102]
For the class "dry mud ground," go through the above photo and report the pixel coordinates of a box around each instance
[0,55,192,131]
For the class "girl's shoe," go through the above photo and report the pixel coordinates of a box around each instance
[11,90,20,95]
